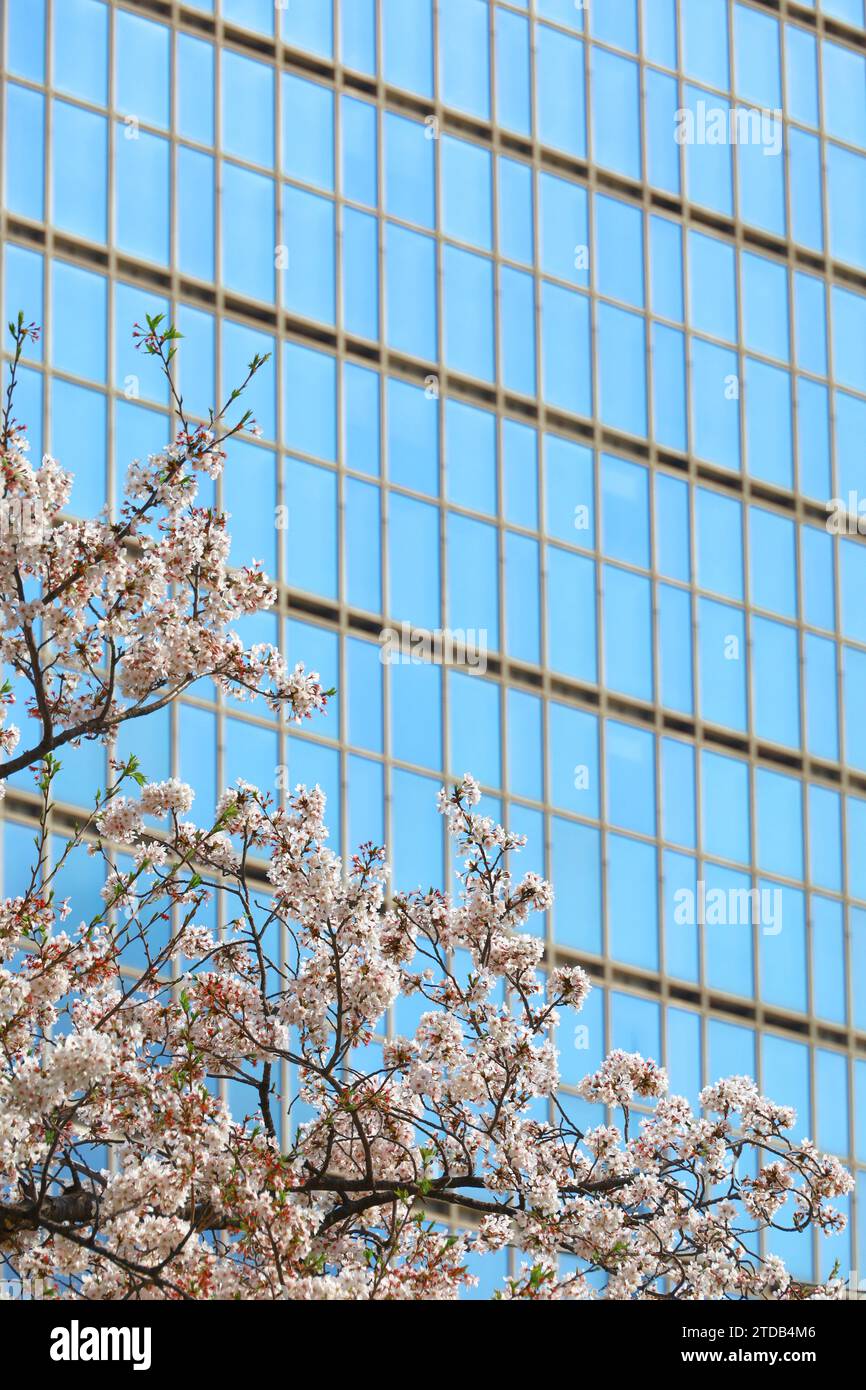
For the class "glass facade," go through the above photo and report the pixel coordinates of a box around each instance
[2,0,866,1287]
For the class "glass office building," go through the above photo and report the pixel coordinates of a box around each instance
[2,0,866,1291]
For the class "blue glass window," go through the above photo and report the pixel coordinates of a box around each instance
[696,489,743,600]
[591,48,641,181]
[391,661,442,770]
[281,75,334,191]
[608,837,658,971]
[499,158,534,265]
[762,1034,810,1144]
[708,1018,755,1079]
[611,991,660,1062]
[602,566,653,701]
[507,688,543,802]
[809,785,842,894]
[115,129,170,264]
[439,0,490,119]
[666,1008,701,1109]
[4,87,44,222]
[495,8,531,135]
[681,0,729,90]
[552,819,602,954]
[653,218,685,316]
[827,144,866,271]
[594,196,643,307]
[741,253,789,362]
[812,896,846,1025]
[444,247,495,381]
[346,637,383,752]
[385,226,437,360]
[285,458,337,598]
[642,0,677,69]
[500,267,537,396]
[756,769,803,880]
[654,474,690,581]
[760,884,807,1013]
[785,25,818,128]
[283,342,337,461]
[658,585,693,714]
[3,247,43,354]
[222,0,274,35]
[645,69,681,195]
[343,362,380,478]
[51,261,107,382]
[224,439,277,577]
[541,283,592,417]
[115,10,170,129]
[840,539,866,644]
[823,41,866,150]
[53,102,107,241]
[797,379,831,498]
[341,96,376,205]
[505,530,539,661]
[745,360,793,488]
[382,0,433,96]
[688,232,737,341]
[6,0,45,81]
[749,508,796,618]
[662,738,696,848]
[503,419,538,529]
[281,0,334,61]
[794,273,827,376]
[540,175,589,288]
[547,547,594,689]
[442,137,493,250]
[177,35,215,145]
[217,321,271,440]
[54,0,108,104]
[449,672,500,787]
[805,634,839,763]
[177,148,215,281]
[446,399,496,514]
[115,282,169,403]
[342,209,378,340]
[737,129,785,238]
[790,130,824,253]
[701,750,750,865]
[388,494,440,630]
[282,185,336,325]
[847,648,866,772]
[536,25,586,158]
[387,378,438,495]
[734,5,781,109]
[682,89,733,216]
[601,455,649,567]
[752,616,800,748]
[384,113,434,228]
[447,514,499,648]
[341,0,376,73]
[816,1049,849,1157]
[222,52,274,166]
[698,599,747,730]
[221,165,275,302]
[606,721,655,836]
[690,340,741,471]
[703,862,754,997]
[833,287,866,397]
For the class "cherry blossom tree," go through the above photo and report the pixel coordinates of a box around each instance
[0,316,854,1300]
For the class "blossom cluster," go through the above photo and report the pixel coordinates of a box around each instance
[0,773,853,1301]
[0,318,328,789]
